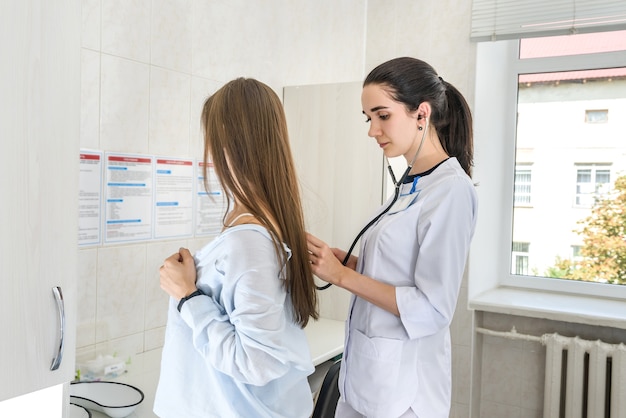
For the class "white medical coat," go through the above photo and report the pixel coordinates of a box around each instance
[154,225,314,418]
[339,157,478,418]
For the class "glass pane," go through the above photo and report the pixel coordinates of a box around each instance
[512,64,626,284]
[577,170,591,183]
[596,170,610,184]
[585,109,608,123]
[512,242,529,252]
[514,169,532,205]
[515,256,529,275]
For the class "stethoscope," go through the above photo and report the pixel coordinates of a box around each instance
[316,118,429,290]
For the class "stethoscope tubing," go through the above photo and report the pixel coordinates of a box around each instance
[315,119,429,290]
[315,169,404,290]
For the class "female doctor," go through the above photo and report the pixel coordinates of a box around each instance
[307,57,478,418]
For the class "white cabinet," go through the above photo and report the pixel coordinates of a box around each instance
[0,0,80,405]
[283,82,384,320]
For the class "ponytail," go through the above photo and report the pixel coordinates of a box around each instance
[364,57,474,177]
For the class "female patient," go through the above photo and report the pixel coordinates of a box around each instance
[154,78,319,418]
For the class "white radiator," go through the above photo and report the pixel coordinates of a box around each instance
[543,333,626,418]
[476,328,626,418]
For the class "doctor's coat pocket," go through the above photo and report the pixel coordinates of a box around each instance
[344,329,417,417]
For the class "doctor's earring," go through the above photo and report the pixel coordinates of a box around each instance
[418,125,423,131]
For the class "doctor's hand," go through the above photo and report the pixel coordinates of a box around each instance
[306,233,350,287]
[331,247,358,271]
[159,248,198,300]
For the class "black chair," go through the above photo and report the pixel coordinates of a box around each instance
[312,359,342,418]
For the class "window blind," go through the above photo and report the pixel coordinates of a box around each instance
[471,0,626,41]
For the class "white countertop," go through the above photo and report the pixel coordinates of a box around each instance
[74,317,345,418]
[304,317,345,365]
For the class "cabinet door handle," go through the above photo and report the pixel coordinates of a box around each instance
[50,286,65,371]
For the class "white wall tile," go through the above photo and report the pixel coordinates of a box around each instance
[76,248,98,348]
[452,343,472,405]
[144,327,166,352]
[520,341,545,412]
[480,400,522,418]
[192,0,365,91]
[278,1,366,88]
[96,333,145,359]
[365,0,400,72]
[191,0,276,82]
[81,0,101,50]
[80,49,100,149]
[99,54,150,153]
[189,77,221,159]
[452,286,473,346]
[315,1,366,82]
[148,67,191,156]
[96,245,146,343]
[481,337,522,406]
[151,0,192,73]
[101,0,151,62]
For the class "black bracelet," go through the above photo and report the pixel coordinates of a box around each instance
[177,289,204,312]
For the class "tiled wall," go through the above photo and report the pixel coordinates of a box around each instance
[76,1,477,417]
[76,0,367,364]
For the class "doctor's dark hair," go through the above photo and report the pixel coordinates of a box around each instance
[201,78,318,327]
[364,57,474,177]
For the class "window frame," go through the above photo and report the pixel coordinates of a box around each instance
[469,37,626,303]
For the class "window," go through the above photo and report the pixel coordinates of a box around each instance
[472,30,626,300]
[514,168,532,206]
[585,109,608,123]
[571,245,582,260]
[511,242,530,275]
[575,165,611,207]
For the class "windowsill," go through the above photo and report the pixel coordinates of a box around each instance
[469,286,626,330]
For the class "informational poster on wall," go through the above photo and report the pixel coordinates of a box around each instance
[154,158,194,239]
[195,161,227,236]
[104,153,154,243]
[78,150,103,246]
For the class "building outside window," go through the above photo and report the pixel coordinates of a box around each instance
[575,165,611,207]
[514,167,532,206]
[571,245,582,261]
[511,242,530,275]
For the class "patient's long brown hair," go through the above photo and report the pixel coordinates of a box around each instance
[201,78,318,326]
